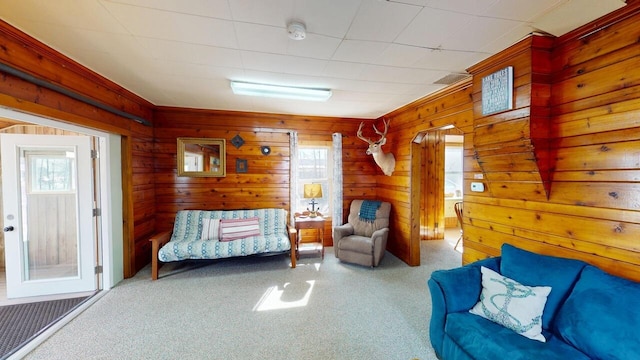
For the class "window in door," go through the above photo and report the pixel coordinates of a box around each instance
[28,152,76,193]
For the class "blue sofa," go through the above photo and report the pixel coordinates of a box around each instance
[428,244,640,360]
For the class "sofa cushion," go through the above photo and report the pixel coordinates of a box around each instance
[220,217,261,241]
[500,244,587,330]
[337,235,373,253]
[200,218,220,241]
[445,312,590,360]
[159,235,290,262]
[554,265,640,360]
[469,267,551,342]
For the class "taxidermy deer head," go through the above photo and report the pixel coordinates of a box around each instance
[357,119,396,176]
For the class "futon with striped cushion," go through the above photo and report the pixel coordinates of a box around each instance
[150,208,296,279]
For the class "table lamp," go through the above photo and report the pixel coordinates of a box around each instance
[303,183,323,218]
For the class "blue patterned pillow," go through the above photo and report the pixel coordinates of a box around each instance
[470,266,552,342]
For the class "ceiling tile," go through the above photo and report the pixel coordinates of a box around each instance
[139,38,242,68]
[485,0,564,21]
[531,0,626,37]
[376,44,431,67]
[477,23,535,54]
[322,61,366,80]
[346,0,421,42]
[102,1,237,48]
[332,90,402,103]
[330,78,424,95]
[234,22,288,53]
[240,51,327,77]
[442,16,523,52]
[411,48,488,72]
[147,59,245,80]
[394,0,429,6]
[359,65,448,85]
[0,0,129,34]
[72,48,161,100]
[240,71,332,90]
[332,40,390,63]
[424,0,500,16]
[286,34,342,60]
[101,0,233,19]
[292,0,361,38]
[228,0,294,27]
[395,7,474,49]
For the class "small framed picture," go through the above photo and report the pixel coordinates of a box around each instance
[236,158,248,173]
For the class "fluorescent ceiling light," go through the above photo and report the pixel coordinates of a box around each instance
[230,81,332,102]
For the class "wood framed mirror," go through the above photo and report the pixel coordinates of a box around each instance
[177,137,226,177]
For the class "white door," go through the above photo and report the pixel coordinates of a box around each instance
[1,134,96,298]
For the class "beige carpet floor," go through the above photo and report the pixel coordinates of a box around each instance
[24,240,461,360]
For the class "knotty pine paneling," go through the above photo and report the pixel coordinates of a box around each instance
[469,35,554,201]
[0,21,155,277]
[153,107,378,250]
[381,81,475,265]
[452,4,640,282]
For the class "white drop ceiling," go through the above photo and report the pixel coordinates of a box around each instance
[0,0,626,119]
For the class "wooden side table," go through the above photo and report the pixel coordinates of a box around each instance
[294,216,325,259]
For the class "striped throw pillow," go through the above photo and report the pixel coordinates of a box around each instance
[201,218,221,241]
[219,217,261,241]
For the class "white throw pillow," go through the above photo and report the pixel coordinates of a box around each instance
[469,266,551,342]
[200,218,221,241]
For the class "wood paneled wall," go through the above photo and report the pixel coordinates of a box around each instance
[382,81,475,265]
[457,4,640,282]
[469,36,554,202]
[152,107,378,248]
[0,21,155,276]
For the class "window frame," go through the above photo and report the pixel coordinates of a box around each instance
[296,141,333,217]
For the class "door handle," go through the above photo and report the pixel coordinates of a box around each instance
[3,226,14,232]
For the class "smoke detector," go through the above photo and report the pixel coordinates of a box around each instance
[287,21,306,40]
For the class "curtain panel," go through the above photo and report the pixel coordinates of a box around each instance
[332,133,343,229]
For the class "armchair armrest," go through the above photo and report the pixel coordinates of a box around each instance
[427,256,501,357]
[371,228,388,243]
[333,223,354,258]
[287,224,298,268]
[149,230,172,280]
[370,227,389,267]
[333,223,354,242]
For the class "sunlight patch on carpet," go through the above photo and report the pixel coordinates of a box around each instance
[253,280,315,311]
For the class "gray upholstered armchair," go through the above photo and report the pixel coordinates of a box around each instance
[333,199,391,267]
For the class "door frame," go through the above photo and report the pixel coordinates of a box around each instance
[0,107,122,291]
[410,126,465,264]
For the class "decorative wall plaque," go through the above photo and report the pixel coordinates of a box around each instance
[231,134,244,149]
[481,66,513,116]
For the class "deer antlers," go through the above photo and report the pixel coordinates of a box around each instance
[357,118,389,144]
